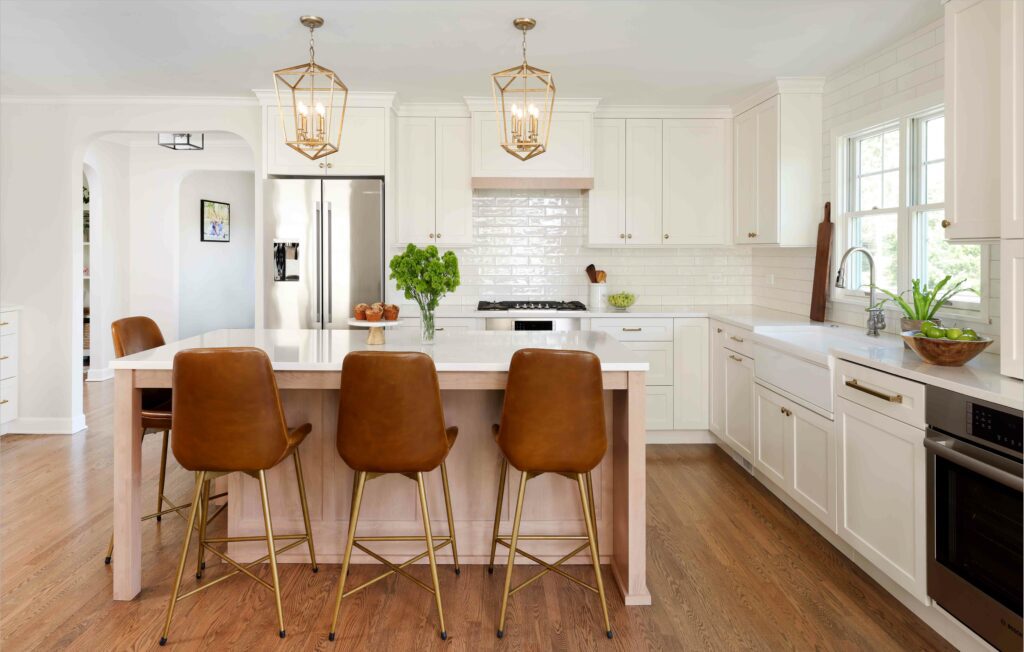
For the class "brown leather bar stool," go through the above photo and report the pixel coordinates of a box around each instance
[487,348,612,639]
[158,347,318,645]
[104,317,225,564]
[328,351,460,643]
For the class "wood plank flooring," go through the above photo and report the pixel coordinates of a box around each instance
[0,380,954,650]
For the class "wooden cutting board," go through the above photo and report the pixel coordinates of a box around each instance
[809,202,832,322]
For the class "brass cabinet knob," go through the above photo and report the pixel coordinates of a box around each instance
[941,219,951,228]
[664,234,670,239]
[619,233,625,239]
[716,328,723,333]
[747,232,757,238]
[435,233,441,239]
[318,162,334,169]
[428,233,435,239]
[627,233,633,239]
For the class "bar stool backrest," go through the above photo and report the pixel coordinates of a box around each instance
[171,347,291,472]
[498,348,607,473]
[112,316,166,357]
[337,351,449,473]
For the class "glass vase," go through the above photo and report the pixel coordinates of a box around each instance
[420,307,436,343]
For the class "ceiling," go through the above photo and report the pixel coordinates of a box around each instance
[0,0,943,105]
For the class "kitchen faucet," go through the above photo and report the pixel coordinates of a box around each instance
[834,247,886,336]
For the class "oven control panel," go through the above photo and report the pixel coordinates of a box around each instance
[967,402,1023,455]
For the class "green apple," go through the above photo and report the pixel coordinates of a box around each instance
[962,328,978,339]
[945,327,963,340]
[924,327,946,339]
[920,320,937,330]
[957,333,979,341]
[913,332,927,338]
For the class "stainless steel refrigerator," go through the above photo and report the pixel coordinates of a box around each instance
[264,178,384,329]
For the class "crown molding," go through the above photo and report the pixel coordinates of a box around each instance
[394,102,470,118]
[251,89,396,109]
[0,94,257,106]
[731,76,826,116]
[463,96,602,113]
[595,104,733,119]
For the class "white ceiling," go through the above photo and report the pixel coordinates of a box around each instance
[0,0,943,105]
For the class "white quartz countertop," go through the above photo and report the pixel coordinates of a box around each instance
[430,304,811,323]
[109,328,649,373]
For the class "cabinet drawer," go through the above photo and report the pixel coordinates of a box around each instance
[0,312,17,336]
[712,321,753,357]
[590,318,673,341]
[835,360,925,429]
[623,341,672,385]
[646,385,674,430]
[0,377,17,425]
[0,334,16,380]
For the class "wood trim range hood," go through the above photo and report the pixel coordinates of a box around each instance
[471,176,594,190]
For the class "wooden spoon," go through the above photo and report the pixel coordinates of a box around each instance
[585,264,598,283]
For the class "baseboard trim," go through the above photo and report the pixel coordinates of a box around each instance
[86,368,114,382]
[1,415,88,436]
[646,430,716,444]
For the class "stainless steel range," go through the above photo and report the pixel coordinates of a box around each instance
[925,387,1023,652]
[479,300,586,331]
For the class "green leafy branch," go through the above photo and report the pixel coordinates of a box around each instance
[872,275,977,320]
[388,244,460,313]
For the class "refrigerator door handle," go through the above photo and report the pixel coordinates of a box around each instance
[315,201,322,327]
[327,201,333,324]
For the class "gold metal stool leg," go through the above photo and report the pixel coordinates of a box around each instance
[487,458,508,574]
[497,469,527,638]
[292,448,319,572]
[439,461,460,576]
[195,479,209,579]
[257,470,287,639]
[578,473,612,639]
[329,471,367,642]
[585,471,600,559]
[417,472,448,640]
[156,430,169,521]
[159,472,205,646]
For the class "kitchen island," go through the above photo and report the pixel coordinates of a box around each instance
[109,329,650,605]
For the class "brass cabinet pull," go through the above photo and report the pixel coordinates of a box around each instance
[941,219,951,228]
[730,335,744,343]
[0,399,7,405]
[845,379,903,404]
[0,322,8,326]
[716,328,723,333]
[728,354,742,362]
[747,232,757,238]
[780,407,792,417]
[0,355,7,361]
[622,327,642,332]
[435,328,445,332]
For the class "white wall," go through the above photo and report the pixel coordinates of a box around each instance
[0,98,260,433]
[751,18,1001,342]
[178,170,255,338]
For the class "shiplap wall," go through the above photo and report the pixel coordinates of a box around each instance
[752,17,1001,341]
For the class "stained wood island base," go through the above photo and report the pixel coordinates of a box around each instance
[110,329,651,606]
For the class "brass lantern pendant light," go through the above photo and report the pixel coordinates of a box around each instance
[491,18,556,161]
[273,16,348,160]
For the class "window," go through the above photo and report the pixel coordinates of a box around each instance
[836,101,984,314]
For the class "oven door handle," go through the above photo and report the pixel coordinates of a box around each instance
[924,436,1024,491]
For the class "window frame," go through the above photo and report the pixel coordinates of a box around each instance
[830,92,989,323]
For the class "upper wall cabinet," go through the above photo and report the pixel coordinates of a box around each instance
[733,86,822,246]
[945,0,1004,241]
[1004,0,1024,240]
[589,117,731,247]
[396,116,473,246]
[470,110,594,180]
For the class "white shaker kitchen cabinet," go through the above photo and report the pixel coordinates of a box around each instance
[787,399,836,532]
[708,322,727,436]
[623,341,673,386]
[733,89,821,246]
[266,106,386,177]
[945,0,1003,241]
[1003,0,1024,240]
[397,116,436,245]
[471,111,593,179]
[646,385,675,431]
[755,385,787,486]
[396,116,473,246]
[589,119,627,246]
[722,350,755,462]
[662,120,730,245]
[672,318,708,430]
[836,397,928,604]
[1002,238,1024,379]
[625,119,664,246]
[434,118,473,246]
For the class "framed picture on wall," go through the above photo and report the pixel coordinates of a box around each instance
[200,199,230,242]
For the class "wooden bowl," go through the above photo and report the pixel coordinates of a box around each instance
[901,330,993,366]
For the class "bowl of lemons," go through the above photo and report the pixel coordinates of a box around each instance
[607,292,637,311]
[902,321,992,366]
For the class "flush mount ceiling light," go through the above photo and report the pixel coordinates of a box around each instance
[158,133,204,151]
[273,15,348,160]
[491,18,556,162]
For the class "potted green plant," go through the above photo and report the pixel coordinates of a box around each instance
[874,275,975,339]
[389,244,460,343]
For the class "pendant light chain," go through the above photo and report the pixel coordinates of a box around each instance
[521,28,528,65]
[309,26,316,65]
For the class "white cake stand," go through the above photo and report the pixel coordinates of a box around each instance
[347,318,404,345]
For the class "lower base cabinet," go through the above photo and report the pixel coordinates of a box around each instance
[722,350,755,461]
[645,385,675,430]
[835,396,928,604]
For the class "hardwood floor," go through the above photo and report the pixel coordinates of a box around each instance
[0,381,954,651]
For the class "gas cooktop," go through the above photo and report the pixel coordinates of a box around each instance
[477,300,587,311]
